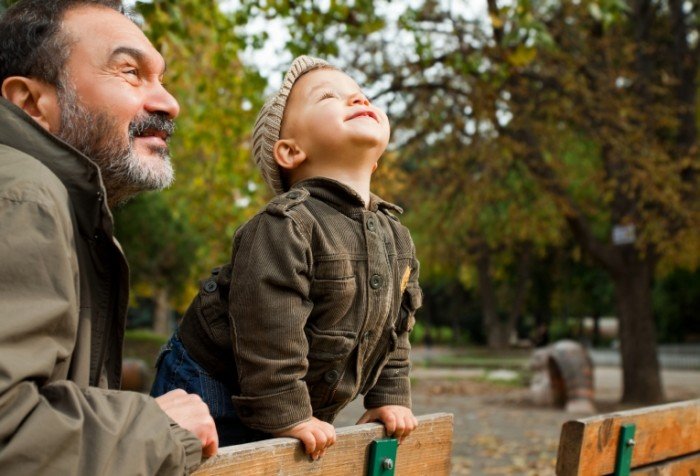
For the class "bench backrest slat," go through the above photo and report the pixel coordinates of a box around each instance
[556,399,700,475]
[632,452,700,475]
[193,413,454,476]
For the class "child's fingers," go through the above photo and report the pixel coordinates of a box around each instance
[397,414,416,444]
[382,411,397,436]
[324,424,337,447]
[393,416,407,443]
[405,413,417,432]
[298,430,317,455]
[309,427,329,460]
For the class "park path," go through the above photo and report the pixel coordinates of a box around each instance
[335,365,700,475]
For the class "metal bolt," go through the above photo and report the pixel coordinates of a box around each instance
[627,438,636,447]
[382,458,394,470]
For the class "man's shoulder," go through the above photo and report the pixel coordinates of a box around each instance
[0,143,69,207]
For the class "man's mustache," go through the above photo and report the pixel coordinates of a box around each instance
[129,113,175,142]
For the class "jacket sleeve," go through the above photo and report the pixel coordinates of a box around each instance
[364,242,422,410]
[0,194,202,475]
[228,212,314,433]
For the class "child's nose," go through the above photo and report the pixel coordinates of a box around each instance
[349,93,370,106]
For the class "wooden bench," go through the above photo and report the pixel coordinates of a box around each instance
[193,413,453,475]
[556,399,700,475]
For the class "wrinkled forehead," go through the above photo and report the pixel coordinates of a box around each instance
[61,5,164,71]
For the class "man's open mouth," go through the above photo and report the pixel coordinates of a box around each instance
[135,128,169,141]
[130,114,175,143]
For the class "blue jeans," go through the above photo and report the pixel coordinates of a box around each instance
[150,333,270,446]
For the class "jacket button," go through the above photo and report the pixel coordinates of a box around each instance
[203,280,218,293]
[287,191,300,199]
[366,217,376,232]
[324,369,340,384]
[370,274,383,289]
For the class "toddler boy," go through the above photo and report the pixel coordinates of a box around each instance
[152,56,422,460]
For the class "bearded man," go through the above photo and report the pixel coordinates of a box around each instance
[0,0,218,473]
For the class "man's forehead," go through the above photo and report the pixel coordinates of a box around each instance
[61,5,163,67]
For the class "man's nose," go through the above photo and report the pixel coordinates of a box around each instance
[144,82,180,119]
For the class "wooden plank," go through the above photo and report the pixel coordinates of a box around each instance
[193,413,453,476]
[556,399,700,475]
[632,452,700,475]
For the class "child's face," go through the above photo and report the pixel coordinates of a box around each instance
[281,68,390,165]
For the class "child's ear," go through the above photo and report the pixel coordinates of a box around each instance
[2,77,60,132]
[274,139,307,170]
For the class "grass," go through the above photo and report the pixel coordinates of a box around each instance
[424,354,529,371]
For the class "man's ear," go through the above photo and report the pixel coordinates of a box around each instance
[273,139,307,170]
[1,77,60,132]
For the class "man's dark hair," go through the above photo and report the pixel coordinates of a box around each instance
[0,0,126,93]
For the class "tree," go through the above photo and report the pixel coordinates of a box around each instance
[242,0,699,403]
[135,0,267,278]
[389,0,699,403]
[114,193,200,333]
[113,0,268,323]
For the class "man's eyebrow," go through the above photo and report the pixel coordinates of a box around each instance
[109,46,167,75]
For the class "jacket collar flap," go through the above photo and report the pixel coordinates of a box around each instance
[0,98,113,238]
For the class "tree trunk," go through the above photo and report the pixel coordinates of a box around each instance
[475,246,510,349]
[612,254,664,404]
[507,244,533,342]
[592,312,601,347]
[152,288,171,336]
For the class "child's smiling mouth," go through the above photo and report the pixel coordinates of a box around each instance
[346,109,378,122]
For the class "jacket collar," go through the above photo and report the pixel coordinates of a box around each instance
[291,176,403,216]
[0,98,113,239]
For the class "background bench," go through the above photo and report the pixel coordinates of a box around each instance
[193,413,453,475]
[556,399,700,475]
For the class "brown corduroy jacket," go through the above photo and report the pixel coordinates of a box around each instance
[227,177,421,432]
[0,98,202,474]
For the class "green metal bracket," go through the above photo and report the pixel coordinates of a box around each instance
[367,438,398,476]
[613,424,636,476]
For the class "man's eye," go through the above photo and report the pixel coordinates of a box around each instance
[124,68,139,76]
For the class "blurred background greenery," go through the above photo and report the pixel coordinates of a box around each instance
[2,0,698,405]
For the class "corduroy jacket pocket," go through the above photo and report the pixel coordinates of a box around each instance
[304,324,356,406]
[309,259,357,330]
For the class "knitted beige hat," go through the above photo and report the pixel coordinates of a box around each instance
[253,55,335,195]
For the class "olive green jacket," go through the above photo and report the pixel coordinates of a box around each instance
[227,178,422,432]
[0,98,202,474]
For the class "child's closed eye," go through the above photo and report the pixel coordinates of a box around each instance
[319,90,339,101]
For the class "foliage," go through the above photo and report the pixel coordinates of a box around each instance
[250,0,698,400]
[0,0,18,12]
[115,0,268,307]
[115,192,199,308]
[654,268,700,342]
[409,321,460,346]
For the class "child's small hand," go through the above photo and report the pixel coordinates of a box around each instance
[273,417,336,460]
[356,405,418,444]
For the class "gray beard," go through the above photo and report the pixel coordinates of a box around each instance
[55,83,175,207]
